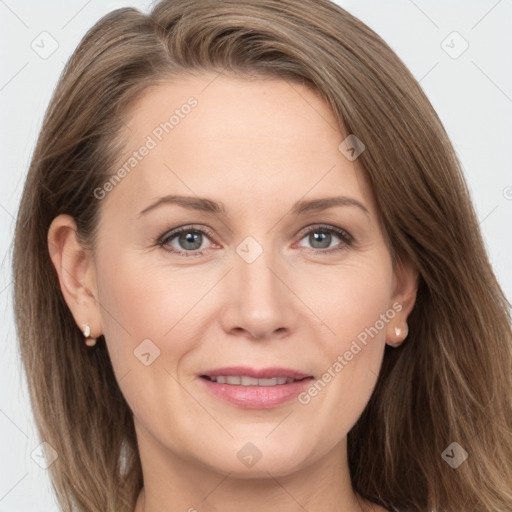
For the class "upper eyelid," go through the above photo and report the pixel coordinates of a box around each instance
[296,223,351,239]
[159,225,216,247]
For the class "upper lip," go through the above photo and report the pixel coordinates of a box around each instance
[200,366,312,380]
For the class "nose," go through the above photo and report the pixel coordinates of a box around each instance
[219,241,298,340]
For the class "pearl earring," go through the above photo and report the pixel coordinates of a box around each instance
[387,324,408,348]
[80,324,97,347]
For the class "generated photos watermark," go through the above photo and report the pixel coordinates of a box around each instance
[93,96,198,200]
[297,301,403,405]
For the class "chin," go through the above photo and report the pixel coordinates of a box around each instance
[200,447,310,479]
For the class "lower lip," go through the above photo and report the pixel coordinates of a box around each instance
[200,377,314,409]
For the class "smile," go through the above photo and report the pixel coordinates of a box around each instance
[199,369,314,408]
[202,375,302,386]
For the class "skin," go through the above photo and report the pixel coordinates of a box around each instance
[48,71,418,512]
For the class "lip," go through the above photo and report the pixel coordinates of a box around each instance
[201,366,311,380]
[199,366,314,409]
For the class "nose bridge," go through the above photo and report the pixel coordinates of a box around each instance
[221,232,296,338]
[235,233,283,302]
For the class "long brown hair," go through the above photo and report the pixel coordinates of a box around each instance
[12,1,512,510]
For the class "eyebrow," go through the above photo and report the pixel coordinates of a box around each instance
[137,194,370,218]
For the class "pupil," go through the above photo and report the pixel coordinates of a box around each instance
[311,231,330,249]
[180,232,202,250]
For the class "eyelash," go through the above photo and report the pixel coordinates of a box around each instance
[156,224,354,257]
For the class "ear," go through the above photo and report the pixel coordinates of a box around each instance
[47,214,102,339]
[386,259,418,347]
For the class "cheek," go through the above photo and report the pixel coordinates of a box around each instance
[95,255,203,430]
[286,263,393,462]
[302,257,393,350]
[94,252,192,386]
[97,250,205,340]
[320,262,392,399]
[296,280,391,451]
[339,273,392,343]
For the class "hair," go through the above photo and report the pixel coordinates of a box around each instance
[12,0,512,511]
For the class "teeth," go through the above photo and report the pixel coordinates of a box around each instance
[209,375,297,386]
[240,376,259,386]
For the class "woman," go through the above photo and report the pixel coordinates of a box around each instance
[12,0,512,511]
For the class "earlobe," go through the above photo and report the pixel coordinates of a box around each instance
[386,261,418,347]
[47,214,102,339]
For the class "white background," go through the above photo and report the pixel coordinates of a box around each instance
[1,1,511,510]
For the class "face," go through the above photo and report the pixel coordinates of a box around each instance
[61,72,416,479]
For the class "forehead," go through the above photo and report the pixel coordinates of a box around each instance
[103,72,375,219]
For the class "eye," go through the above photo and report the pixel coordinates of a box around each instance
[157,225,216,257]
[295,224,353,254]
[156,223,354,257]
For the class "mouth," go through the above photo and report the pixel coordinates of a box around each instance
[200,375,310,386]
[198,366,314,408]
